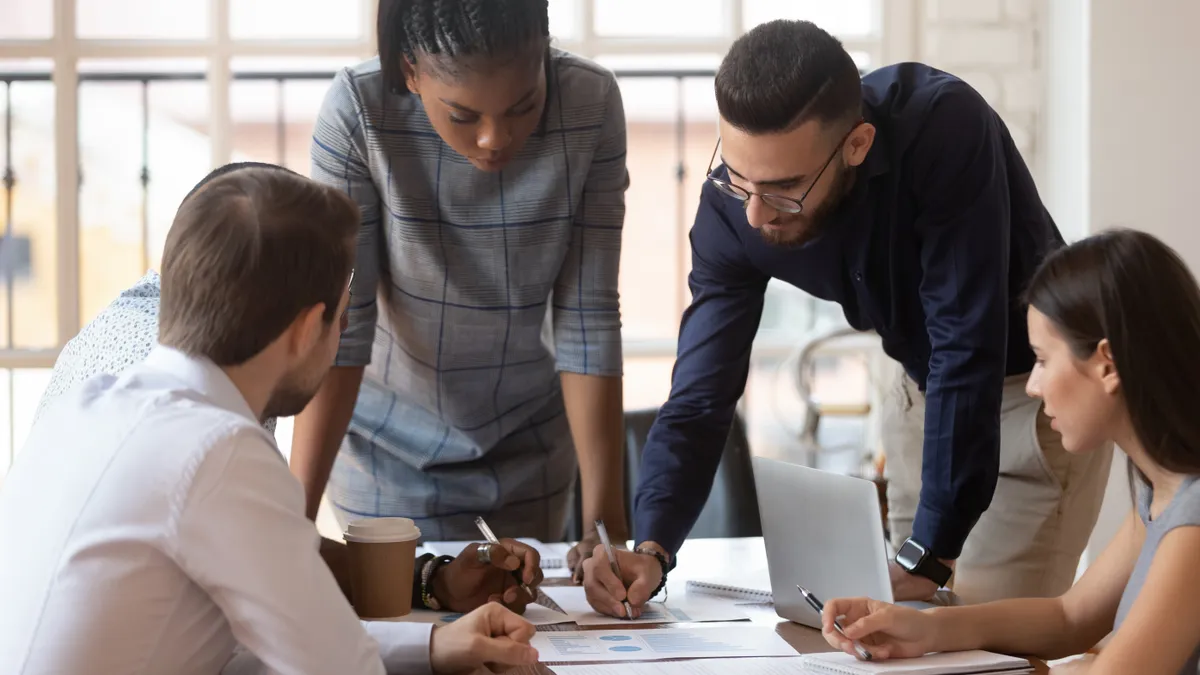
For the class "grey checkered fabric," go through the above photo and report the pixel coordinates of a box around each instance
[311,50,626,541]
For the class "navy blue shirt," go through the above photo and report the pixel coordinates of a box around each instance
[633,63,1064,560]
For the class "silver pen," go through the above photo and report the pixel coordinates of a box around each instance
[474,516,535,600]
[595,519,633,619]
[797,584,873,661]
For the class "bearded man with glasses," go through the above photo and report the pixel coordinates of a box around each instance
[581,19,1112,616]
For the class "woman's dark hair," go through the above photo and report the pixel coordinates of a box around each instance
[1024,228,1200,481]
[377,0,550,93]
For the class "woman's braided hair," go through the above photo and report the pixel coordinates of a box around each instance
[378,0,551,93]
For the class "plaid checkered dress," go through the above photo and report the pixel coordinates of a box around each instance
[311,50,627,541]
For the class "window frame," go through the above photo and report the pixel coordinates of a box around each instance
[0,0,915,368]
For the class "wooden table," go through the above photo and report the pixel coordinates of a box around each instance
[505,538,1047,674]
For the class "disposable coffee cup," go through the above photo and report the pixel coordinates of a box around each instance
[343,517,422,619]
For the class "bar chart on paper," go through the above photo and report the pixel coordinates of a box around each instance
[531,626,797,663]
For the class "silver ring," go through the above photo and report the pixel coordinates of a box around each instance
[476,543,493,565]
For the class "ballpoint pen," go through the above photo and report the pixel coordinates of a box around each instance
[797,584,873,661]
[473,517,567,614]
[474,516,536,601]
[595,519,634,620]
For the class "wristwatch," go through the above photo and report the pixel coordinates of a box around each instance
[895,537,952,587]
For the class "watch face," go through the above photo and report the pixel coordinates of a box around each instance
[895,540,926,570]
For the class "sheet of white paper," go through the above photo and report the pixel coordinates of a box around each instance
[389,602,572,626]
[542,586,748,626]
[424,538,572,570]
[531,626,796,663]
[550,657,809,675]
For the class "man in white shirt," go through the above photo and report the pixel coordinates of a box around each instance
[33,247,545,614]
[0,164,540,674]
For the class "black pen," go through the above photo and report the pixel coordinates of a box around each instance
[797,584,872,661]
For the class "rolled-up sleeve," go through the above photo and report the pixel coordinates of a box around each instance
[910,84,1012,559]
[552,76,627,377]
[633,184,769,555]
[311,68,383,368]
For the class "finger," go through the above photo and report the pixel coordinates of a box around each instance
[823,597,865,624]
[588,545,628,601]
[626,573,657,607]
[473,635,539,667]
[485,542,522,572]
[498,538,539,580]
[503,586,520,605]
[868,643,893,661]
[843,607,895,641]
[487,603,538,643]
[583,565,627,617]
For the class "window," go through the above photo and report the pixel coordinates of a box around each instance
[0,0,906,476]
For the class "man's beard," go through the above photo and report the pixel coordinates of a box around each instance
[758,166,855,248]
[262,366,323,421]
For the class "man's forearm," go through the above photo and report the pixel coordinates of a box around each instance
[560,372,627,536]
[291,366,364,520]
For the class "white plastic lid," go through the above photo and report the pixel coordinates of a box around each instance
[343,517,421,543]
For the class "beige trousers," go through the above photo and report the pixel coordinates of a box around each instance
[882,366,1112,604]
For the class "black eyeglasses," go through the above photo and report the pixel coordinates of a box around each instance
[705,120,863,215]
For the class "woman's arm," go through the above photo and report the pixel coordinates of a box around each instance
[1084,525,1200,674]
[928,512,1142,660]
[552,73,630,564]
[294,67,383,517]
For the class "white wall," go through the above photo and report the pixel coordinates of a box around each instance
[1088,0,1200,267]
[916,0,1045,183]
[911,0,1200,567]
[1043,0,1089,242]
[1042,0,1200,564]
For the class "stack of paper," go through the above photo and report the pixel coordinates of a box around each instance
[548,651,1031,674]
[541,586,749,626]
[796,650,1032,674]
[389,603,572,627]
[531,626,797,663]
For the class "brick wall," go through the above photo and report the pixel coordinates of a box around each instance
[913,0,1045,182]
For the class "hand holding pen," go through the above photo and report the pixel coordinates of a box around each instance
[595,519,635,620]
[798,585,873,661]
[473,517,567,614]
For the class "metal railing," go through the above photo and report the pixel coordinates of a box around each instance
[0,67,720,348]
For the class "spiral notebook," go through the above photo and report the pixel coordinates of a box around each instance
[799,650,1032,675]
[685,577,773,603]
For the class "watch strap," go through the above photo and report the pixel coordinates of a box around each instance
[911,553,952,587]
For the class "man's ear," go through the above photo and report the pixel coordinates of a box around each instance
[845,122,875,168]
[285,304,328,357]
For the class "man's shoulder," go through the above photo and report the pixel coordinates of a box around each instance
[864,63,993,135]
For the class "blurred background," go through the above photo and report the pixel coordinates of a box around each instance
[0,0,1196,559]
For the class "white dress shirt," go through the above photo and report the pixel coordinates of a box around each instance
[0,346,433,674]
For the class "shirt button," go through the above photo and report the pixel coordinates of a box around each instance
[854,271,864,282]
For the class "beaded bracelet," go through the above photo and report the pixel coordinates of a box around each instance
[634,547,671,601]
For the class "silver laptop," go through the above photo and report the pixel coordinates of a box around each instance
[752,455,895,629]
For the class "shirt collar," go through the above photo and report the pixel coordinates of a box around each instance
[143,345,260,425]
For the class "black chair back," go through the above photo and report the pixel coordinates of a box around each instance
[564,408,762,542]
